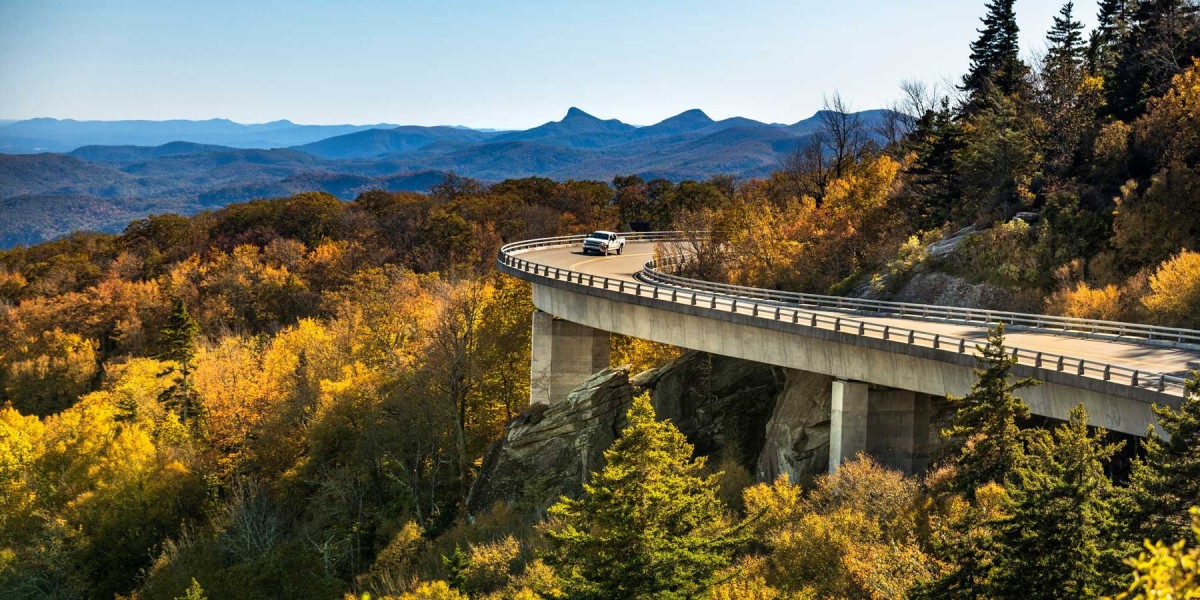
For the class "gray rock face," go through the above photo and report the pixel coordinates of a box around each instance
[756,370,834,486]
[927,225,978,260]
[891,270,1020,311]
[636,351,784,472]
[466,367,634,516]
[469,352,786,515]
[469,352,955,517]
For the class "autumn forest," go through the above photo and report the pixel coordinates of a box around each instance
[4,0,1200,598]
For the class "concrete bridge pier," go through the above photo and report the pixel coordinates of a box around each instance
[829,380,933,475]
[530,310,611,406]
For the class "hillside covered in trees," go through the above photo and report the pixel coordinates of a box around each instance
[0,108,887,248]
[3,0,1200,598]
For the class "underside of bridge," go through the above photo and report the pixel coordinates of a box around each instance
[530,307,944,475]
[524,279,1165,437]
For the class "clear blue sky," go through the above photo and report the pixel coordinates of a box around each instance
[0,0,1097,129]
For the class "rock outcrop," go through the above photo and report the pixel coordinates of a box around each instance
[469,352,957,516]
[756,370,834,485]
[890,270,1023,311]
[469,352,787,515]
[467,367,634,516]
[635,352,784,472]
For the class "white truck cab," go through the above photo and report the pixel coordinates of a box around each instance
[582,230,625,255]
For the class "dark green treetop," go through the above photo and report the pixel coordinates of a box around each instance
[544,393,746,600]
[962,0,1029,111]
[989,404,1126,599]
[944,323,1040,493]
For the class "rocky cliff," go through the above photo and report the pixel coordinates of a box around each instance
[468,351,854,516]
[466,367,634,516]
[634,352,784,473]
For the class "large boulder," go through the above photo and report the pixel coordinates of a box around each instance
[466,367,634,517]
[756,370,834,486]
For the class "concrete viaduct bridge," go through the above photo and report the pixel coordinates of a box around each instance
[497,232,1200,474]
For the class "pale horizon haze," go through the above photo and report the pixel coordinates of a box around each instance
[0,0,1099,130]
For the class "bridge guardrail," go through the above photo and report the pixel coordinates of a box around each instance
[643,253,1200,349]
[498,233,1194,399]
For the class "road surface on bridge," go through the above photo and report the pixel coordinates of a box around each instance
[518,241,1200,385]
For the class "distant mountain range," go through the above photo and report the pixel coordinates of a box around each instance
[0,118,405,154]
[0,108,889,247]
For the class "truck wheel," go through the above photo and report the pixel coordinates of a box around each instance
[617,245,623,255]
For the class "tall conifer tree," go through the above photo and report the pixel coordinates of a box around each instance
[1123,374,1200,546]
[989,405,1126,598]
[962,0,1029,112]
[944,323,1040,493]
[1041,1,1093,177]
[544,393,746,599]
[159,298,201,422]
[1047,2,1087,71]
[1089,0,1131,78]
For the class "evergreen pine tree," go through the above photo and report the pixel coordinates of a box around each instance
[544,393,746,600]
[989,404,1125,598]
[159,298,201,422]
[442,545,470,591]
[1088,0,1131,78]
[962,0,1029,112]
[1041,2,1094,177]
[1046,2,1087,72]
[944,323,1040,493]
[905,98,966,229]
[1123,374,1200,546]
[1107,0,1200,119]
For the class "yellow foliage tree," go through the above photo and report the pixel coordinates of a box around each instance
[1048,282,1125,320]
[1143,250,1200,327]
[192,335,272,479]
[718,155,904,293]
[2,328,98,416]
[741,457,939,599]
[0,405,43,548]
[609,335,683,374]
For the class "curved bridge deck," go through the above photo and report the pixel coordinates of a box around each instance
[499,235,1200,437]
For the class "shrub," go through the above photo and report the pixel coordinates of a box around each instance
[357,521,426,596]
[1112,507,1200,599]
[1142,250,1200,327]
[952,219,1049,288]
[1047,282,1124,321]
[462,536,520,594]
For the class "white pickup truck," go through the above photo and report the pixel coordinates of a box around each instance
[582,230,625,255]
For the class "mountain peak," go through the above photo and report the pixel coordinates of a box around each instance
[673,108,712,121]
[638,109,717,136]
[564,107,596,120]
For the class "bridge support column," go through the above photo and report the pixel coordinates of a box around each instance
[866,390,932,474]
[829,380,869,471]
[530,310,610,406]
[829,380,933,474]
